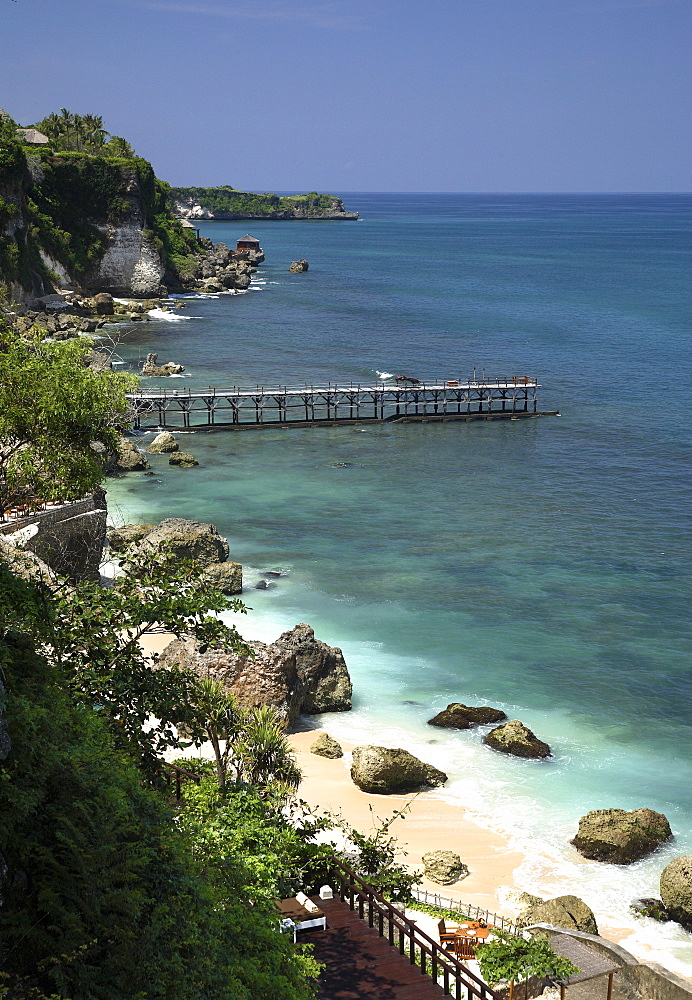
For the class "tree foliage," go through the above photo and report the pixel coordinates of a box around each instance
[0,327,136,513]
[168,185,336,217]
[476,930,579,989]
[189,680,302,793]
[33,110,135,158]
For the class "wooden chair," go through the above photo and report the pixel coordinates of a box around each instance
[455,935,478,960]
[438,919,460,951]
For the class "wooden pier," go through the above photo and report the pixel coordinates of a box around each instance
[128,376,558,431]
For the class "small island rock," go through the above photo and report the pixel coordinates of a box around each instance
[146,431,179,454]
[520,894,598,935]
[660,857,692,930]
[571,808,672,864]
[169,451,199,467]
[288,259,309,273]
[203,560,243,595]
[351,746,447,794]
[429,703,507,730]
[141,352,185,376]
[483,720,551,759]
[310,733,344,759]
[422,850,469,885]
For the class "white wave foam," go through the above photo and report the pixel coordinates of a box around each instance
[376,370,394,379]
[147,308,192,322]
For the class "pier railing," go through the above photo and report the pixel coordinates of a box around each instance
[127,376,550,430]
[332,859,502,1000]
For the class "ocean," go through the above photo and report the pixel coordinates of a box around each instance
[105,193,692,973]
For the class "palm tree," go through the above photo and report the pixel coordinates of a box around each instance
[235,705,302,792]
[191,677,242,793]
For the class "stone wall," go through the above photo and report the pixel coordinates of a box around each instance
[0,492,107,581]
[531,925,692,1000]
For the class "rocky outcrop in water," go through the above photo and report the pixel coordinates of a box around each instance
[146,432,179,454]
[107,523,155,552]
[168,452,199,467]
[133,518,229,566]
[156,622,352,727]
[660,857,692,930]
[273,623,352,714]
[571,808,672,864]
[288,259,309,272]
[422,851,469,885]
[483,720,551,759]
[140,353,185,376]
[350,746,447,794]
[202,561,242,595]
[428,703,507,730]
[519,894,598,935]
[114,435,150,472]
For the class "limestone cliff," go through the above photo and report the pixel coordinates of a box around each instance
[0,138,194,302]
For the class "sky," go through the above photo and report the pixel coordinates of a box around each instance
[1,0,690,192]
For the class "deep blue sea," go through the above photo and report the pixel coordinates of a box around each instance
[106,194,692,971]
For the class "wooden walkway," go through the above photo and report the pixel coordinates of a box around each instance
[127,376,557,431]
[306,897,446,1000]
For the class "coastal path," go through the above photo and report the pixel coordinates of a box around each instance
[127,376,558,431]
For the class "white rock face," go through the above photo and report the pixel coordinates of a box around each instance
[93,223,165,297]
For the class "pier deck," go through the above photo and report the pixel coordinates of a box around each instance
[128,377,558,430]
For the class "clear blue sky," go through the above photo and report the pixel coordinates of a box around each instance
[1,0,690,192]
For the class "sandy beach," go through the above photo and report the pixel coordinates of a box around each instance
[287,724,525,914]
[141,630,670,962]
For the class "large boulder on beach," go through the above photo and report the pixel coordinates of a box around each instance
[520,894,598,935]
[157,623,352,727]
[497,887,543,920]
[203,560,243,595]
[660,857,692,930]
[483,720,551,759]
[311,733,344,759]
[350,746,447,794]
[114,435,150,472]
[146,431,179,454]
[428,703,507,730]
[107,523,155,552]
[422,851,469,885]
[571,808,672,864]
[273,623,352,713]
[135,518,229,567]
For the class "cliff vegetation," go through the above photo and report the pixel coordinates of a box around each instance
[0,110,200,299]
[170,185,358,220]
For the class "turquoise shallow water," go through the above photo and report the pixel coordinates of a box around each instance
[106,194,692,970]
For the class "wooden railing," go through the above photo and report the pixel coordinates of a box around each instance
[411,887,519,936]
[332,859,502,1000]
[160,763,201,803]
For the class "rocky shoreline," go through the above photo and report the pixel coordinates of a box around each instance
[2,233,259,342]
